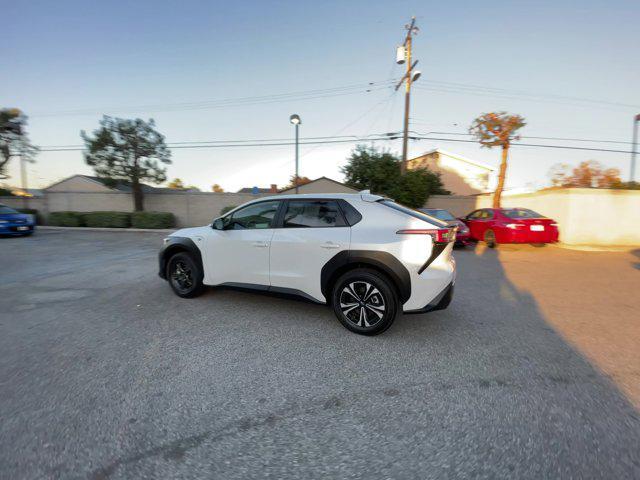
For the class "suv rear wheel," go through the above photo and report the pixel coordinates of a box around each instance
[167,252,204,298]
[331,268,398,335]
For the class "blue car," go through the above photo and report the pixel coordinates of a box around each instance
[0,204,36,236]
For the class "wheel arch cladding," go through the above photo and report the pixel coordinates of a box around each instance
[158,237,203,279]
[321,250,411,304]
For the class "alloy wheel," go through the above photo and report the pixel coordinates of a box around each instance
[171,261,193,291]
[339,281,386,328]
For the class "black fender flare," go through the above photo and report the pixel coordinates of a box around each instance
[320,250,411,304]
[158,237,203,280]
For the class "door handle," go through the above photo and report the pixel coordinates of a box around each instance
[252,241,269,248]
[321,242,341,249]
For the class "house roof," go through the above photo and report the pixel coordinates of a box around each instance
[412,148,495,171]
[236,187,274,194]
[278,176,357,193]
[45,174,171,193]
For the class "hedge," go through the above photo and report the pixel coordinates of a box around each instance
[48,211,84,227]
[131,211,175,229]
[83,211,131,228]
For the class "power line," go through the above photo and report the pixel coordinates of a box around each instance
[409,135,634,154]
[36,133,635,155]
[409,130,636,145]
[30,81,396,117]
[414,83,640,111]
[421,79,640,110]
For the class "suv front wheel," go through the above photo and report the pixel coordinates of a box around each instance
[331,268,398,335]
[167,252,204,298]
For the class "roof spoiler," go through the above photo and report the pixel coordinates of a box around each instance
[359,189,385,202]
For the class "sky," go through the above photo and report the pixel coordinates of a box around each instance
[2,0,639,192]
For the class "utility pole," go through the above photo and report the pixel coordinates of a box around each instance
[395,17,421,174]
[631,113,640,183]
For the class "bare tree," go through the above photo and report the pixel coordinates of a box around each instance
[470,112,526,208]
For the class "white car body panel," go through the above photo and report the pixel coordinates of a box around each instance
[167,193,456,313]
[270,226,351,302]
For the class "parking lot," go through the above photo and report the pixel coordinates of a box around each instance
[1,230,639,479]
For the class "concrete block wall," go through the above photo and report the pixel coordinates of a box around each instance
[3,188,639,245]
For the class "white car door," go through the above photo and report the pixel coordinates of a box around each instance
[270,199,351,302]
[204,200,281,287]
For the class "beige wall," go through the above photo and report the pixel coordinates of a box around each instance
[4,188,638,245]
[279,178,358,194]
[424,195,483,218]
[428,188,640,246]
[0,196,47,212]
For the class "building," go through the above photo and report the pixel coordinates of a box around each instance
[407,148,494,195]
[45,174,172,193]
[236,184,279,194]
[277,177,358,195]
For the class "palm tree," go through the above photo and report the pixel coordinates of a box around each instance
[470,112,526,208]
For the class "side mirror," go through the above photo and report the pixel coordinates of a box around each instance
[212,218,225,230]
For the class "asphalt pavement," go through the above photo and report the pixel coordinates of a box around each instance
[1,230,639,479]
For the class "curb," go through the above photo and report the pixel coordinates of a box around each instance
[37,226,176,233]
[552,244,637,252]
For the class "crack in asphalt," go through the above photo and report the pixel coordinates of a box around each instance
[87,373,608,479]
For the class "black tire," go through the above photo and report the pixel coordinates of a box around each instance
[484,229,497,248]
[331,268,398,335]
[166,252,204,298]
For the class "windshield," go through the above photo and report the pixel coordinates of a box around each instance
[420,209,456,221]
[0,205,19,214]
[380,200,448,227]
[502,208,544,219]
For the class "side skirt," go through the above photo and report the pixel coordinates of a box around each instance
[217,282,326,305]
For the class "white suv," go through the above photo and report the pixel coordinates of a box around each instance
[159,192,456,335]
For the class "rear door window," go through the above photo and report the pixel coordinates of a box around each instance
[283,200,346,228]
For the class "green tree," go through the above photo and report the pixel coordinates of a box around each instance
[341,145,448,208]
[82,116,171,211]
[0,108,38,180]
[469,112,526,208]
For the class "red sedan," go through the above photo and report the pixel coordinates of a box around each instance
[461,208,559,247]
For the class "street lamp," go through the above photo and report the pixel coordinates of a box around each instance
[289,114,301,193]
[631,113,640,183]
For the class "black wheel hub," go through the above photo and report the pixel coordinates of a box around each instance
[171,261,193,291]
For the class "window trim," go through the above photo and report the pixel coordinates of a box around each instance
[276,199,348,229]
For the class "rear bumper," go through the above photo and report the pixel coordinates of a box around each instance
[404,281,454,314]
[0,223,35,235]
[499,228,559,243]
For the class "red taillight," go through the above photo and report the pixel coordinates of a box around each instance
[396,227,456,243]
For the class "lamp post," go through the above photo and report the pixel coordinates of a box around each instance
[631,113,640,183]
[289,114,301,193]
